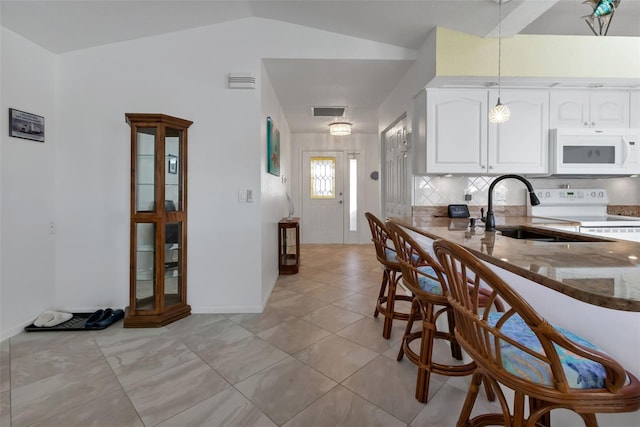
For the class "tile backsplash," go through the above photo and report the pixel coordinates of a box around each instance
[414,176,640,207]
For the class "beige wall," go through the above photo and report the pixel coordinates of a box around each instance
[435,27,640,80]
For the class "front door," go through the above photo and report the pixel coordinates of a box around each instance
[301,151,344,243]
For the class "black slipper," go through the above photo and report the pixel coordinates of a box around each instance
[84,309,104,328]
[94,309,123,329]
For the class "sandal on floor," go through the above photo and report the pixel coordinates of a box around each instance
[94,309,124,329]
[84,309,105,328]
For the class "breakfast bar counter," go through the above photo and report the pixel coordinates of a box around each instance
[391,215,640,381]
[392,215,640,312]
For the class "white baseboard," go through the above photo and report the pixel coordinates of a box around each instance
[190,304,264,314]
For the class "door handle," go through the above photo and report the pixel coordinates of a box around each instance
[339,200,343,204]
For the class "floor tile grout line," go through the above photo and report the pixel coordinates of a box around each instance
[213,294,408,425]
[91,330,148,427]
[147,318,237,426]
[262,292,411,423]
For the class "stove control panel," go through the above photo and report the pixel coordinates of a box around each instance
[533,189,608,205]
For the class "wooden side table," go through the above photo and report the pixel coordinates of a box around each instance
[278,217,300,274]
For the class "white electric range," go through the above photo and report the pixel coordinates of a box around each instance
[527,188,640,243]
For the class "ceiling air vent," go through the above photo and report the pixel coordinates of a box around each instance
[227,73,256,89]
[312,106,346,117]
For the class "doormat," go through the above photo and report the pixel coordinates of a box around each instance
[24,311,122,332]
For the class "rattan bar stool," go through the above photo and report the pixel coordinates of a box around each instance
[387,221,501,403]
[365,212,413,339]
[434,239,640,427]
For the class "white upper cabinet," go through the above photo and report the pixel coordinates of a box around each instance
[550,90,630,128]
[488,90,549,175]
[422,89,548,175]
[425,89,488,174]
[631,91,640,128]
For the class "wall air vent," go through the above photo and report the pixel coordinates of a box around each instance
[312,106,346,117]
[227,73,256,89]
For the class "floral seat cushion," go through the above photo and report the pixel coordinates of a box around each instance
[487,312,608,389]
[384,248,397,263]
[416,266,443,294]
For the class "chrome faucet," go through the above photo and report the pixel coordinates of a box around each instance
[482,174,540,232]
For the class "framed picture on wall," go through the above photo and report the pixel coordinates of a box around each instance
[9,108,45,142]
[167,155,178,174]
[267,116,280,176]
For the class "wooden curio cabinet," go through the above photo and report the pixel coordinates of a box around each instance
[124,113,192,327]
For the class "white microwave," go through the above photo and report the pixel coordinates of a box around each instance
[550,128,640,175]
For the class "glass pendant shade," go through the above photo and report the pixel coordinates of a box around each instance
[489,0,510,124]
[489,99,511,124]
[329,122,352,136]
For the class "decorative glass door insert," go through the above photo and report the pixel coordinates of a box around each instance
[310,157,336,199]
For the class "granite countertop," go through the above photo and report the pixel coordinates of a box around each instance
[391,215,640,312]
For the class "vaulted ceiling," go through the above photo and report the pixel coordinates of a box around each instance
[2,0,638,133]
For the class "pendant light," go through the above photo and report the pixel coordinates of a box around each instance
[489,0,510,124]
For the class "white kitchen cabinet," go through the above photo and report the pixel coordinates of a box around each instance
[422,89,548,175]
[488,90,549,175]
[631,91,640,128]
[425,89,487,174]
[550,90,629,128]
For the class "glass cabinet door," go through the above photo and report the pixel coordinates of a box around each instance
[135,222,156,311]
[135,128,157,213]
[164,128,183,308]
[165,127,182,211]
[164,221,183,307]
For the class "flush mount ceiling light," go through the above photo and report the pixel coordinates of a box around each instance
[329,122,352,136]
[489,0,510,124]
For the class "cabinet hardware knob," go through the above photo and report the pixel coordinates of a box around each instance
[481,165,486,169]
[489,166,494,170]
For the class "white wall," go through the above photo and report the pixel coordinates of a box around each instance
[0,18,415,338]
[378,28,438,135]
[291,133,380,243]
[1,28,57,339]
[53,19,270,315]
[260,63,291,306]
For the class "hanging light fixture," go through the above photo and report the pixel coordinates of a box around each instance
[329,121,352,136]
[489,0,510,124]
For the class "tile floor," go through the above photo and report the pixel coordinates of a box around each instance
[0,244,636,426]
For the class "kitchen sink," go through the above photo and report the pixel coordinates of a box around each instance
[495,226,610,243]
